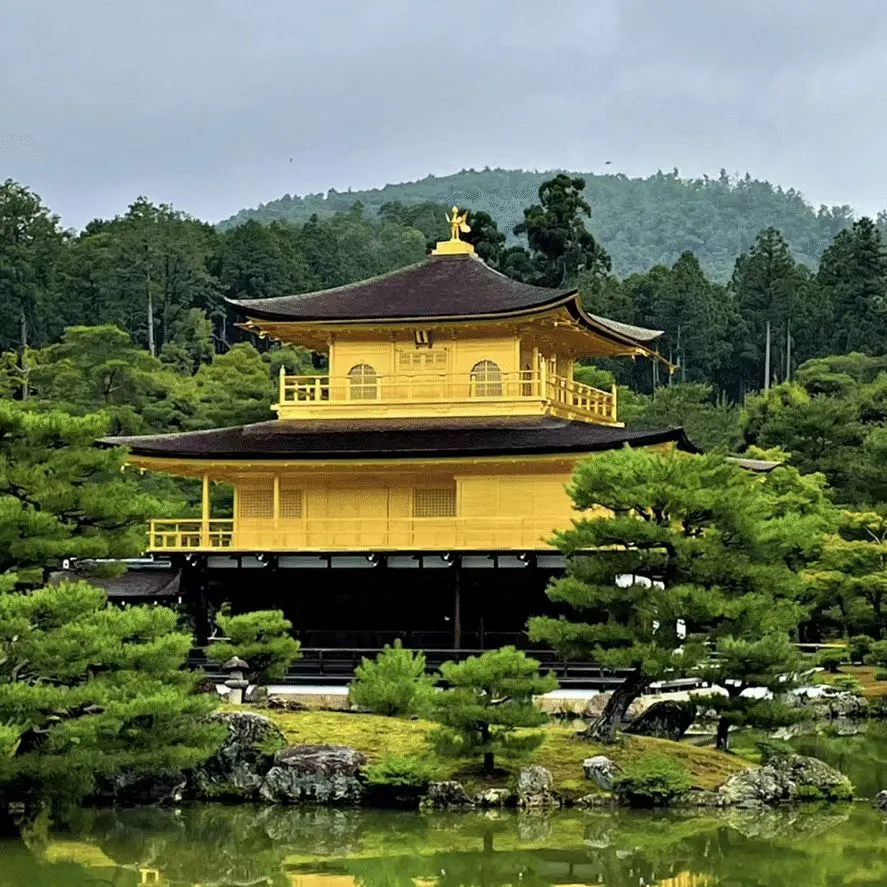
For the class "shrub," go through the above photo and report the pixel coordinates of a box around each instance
[816,648,847,673]
[876,670,887,682]
[431,646,558,775]
[832,674,863,695]
[612,755,693,807]
[212,608,302,683]
[363,754,443,808]
[849,635,875,665]
[755,738,795,763]
[348,640,436,717]
[865,640,887,669]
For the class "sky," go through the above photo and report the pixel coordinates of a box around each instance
[3,0,887,230]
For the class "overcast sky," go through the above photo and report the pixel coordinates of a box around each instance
[3,0,887,230]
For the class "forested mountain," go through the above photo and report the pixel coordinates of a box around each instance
[219,167,872,282]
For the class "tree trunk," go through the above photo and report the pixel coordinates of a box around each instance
[715,716,730,751]
[585,669,648,743]
[18,308,28,401]
[483,750,494,776]
[146,266,155,357]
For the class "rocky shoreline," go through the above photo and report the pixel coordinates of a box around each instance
[96,711,857,812]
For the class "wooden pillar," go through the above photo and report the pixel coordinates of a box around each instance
[201,473,210,548]
[453,565,462,651]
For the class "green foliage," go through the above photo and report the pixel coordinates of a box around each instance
[530,448,829,742]
[0,581,223,814]
[363,754,442,789]
[755,738,796,763]
[865,639,887,668]
[0,400,173,581]
[219,167,856,284]
[831,674,863,695]
[211,609,302,683]
[348,640,436,717]
[817,648,848,673]
[612,754,692,807]
[430,647,558,775]
[849,635,875,664]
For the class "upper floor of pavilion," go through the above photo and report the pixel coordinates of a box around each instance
[227,211,671,426]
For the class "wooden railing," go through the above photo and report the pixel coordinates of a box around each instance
[147,516,563,552]
[277,369,618,423]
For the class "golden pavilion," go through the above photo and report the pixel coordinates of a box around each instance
[103,215,690,654]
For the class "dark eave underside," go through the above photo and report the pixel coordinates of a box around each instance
[100,416,696,461]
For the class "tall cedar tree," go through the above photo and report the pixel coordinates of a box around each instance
[512,174,611,287]
[431,647,557,775]
[817,218,887,356]
[0,581,223,827]
[529,449,831,742]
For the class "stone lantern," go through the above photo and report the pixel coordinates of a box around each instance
[222,656,250,704]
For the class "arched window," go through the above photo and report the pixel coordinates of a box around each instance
[470,360,503,397]
[348,363,378,400]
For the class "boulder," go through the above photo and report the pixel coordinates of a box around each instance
[718,754,853,807]
[575,793,617,809]
[517,765,558,807]
[623,700,696,740]
[874,790,887,812]
[92,771,187,807]
[475,788,511,808]
[259,744,366,805]
[583,755,620,790]
[192,712,285,800]
[422,781,474,809]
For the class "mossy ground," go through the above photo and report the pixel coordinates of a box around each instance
[255,708,748,797]
[818,665,887,698]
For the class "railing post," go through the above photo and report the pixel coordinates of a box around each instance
[201,473,210,549]
[611,383,618,422]
[278,364,286,404]
[314,377,322,402]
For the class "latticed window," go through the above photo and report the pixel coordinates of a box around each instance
[348,363,378,400]
[280,488,303,519]
[413,487,457,518]
[398,349,448,369]
[470,360,503,397]
[237,486,273,519]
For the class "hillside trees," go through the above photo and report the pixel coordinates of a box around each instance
[529,449,831,742]
[0,181,67,375]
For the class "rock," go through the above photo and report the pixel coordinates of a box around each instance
[583,755,620,791]
[267,696,309,712]
[517,765,558,807]
[192,712,286,800]
[259,744,366,805]
[623,700,696,740]
[475,788,511,808]
[794,686,868,719]
[575,793,617,809]
[422,781,474,809]
[874,790,887,811]
[680,789,722,808]
[244,685,269,705]
[718,754,853,807]
[92,771,187,807]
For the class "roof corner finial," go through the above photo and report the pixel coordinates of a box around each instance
[432,207,475,256]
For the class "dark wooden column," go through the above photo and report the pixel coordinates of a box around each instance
[453,561,462,650]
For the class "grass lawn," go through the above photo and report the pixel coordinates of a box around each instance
[258,708,748,796]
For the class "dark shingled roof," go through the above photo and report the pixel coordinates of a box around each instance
[101,416,695,460]
[225,255,663,345]
[48,569,181,598]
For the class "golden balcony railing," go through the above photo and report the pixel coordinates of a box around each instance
[147,516,565,553]
[276,369,618,423]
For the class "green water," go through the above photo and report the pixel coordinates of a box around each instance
[4,802,887,887]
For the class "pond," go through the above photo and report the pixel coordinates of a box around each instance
[5,801,887,887]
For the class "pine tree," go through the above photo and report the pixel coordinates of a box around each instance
[0,581,223,823]
[529,449,830,742]
[430,647,557,775]
[210,608,302,683]
[0,401,170,583]
[348,640,436,717]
